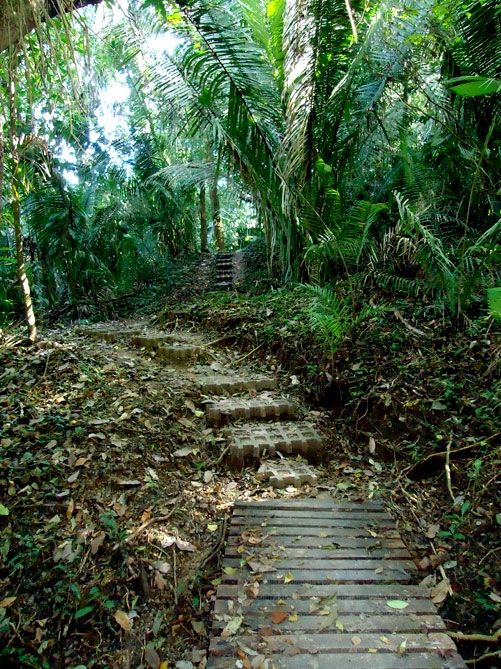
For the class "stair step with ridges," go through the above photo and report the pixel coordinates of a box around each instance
[256,458,319,488]
[196,375,277,395]
[156,344,203,365]
[131,334,178,349]
[79,328,141,341]
[206,396,297,424]
[225,421,322,466]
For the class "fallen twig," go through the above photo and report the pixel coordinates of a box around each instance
[213,446,229,466]
[465,650,500,666]
[449,628,501,643]
[394,310,427,336]
[445,434,455,503]
[125,504,178,544]
[203,335,234,348]
[200,517,228,571]
[405,433,500,476]
[173,544,178,606]
[234,343,264,364]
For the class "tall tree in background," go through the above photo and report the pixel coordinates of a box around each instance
[199,183,208,252]
[6,48,37,342]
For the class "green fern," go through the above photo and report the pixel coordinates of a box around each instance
[304,283,384,353]
[487,287,501,320]
[375,272,423,297]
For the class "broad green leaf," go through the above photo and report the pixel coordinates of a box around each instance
[448,76,501,97]
[74,606,94,619]
[0,504,9,516]
[386,600,409,609]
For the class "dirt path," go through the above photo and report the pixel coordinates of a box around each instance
[1,318,345,668]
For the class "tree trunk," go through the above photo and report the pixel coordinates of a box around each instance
[0,0,103,52]
[210,153,225,252]
[8,50,37,343]
[210,182,224,252]
[199,183,208,253]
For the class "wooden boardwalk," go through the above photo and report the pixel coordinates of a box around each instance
[207,498,466,669]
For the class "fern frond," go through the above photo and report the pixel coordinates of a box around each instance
[487,287,501,320]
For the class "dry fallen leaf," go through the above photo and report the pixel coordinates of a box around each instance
[0,596,16,608]
[154,571,167,590]
[221,615,243,639]
[175,535,197,554]
[270,609,289,624]
[114,610,131,632]
[152,560,171,574]
[90,531,106,555]
[248,560,276,574]
[397,639,408,656]
[318,610,338,631]
[431,578,450,603]
[66,499,74,519]
[351,635,362,646]
[426,523,440,539]
[173,446,195,458]
[144,646,161,669]
[191,619,207,636]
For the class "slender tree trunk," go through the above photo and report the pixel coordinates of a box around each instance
[210,181,224,252]
[210,153,225,252]
[8,50,37,342]
[199,183,208,253]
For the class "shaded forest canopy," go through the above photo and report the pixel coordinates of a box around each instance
[0,0,501,336]
[0,0,500,667]
[0,0,499,335]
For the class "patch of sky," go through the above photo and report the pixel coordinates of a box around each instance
[60,0,181,184]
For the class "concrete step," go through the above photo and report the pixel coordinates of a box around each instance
[196,374,277,395]
[156,343,203,365]
[78,327,141,342]
[212,282,233,290]
[205,395,297,425]
[256,458,320,488]
[131,333,178,350]
[225,421,322,466]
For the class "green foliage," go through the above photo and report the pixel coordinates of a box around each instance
[390,193,501,314]
[0,243,16,325]
[487,287,501,319]
[304,283,385,353]
[305,193,387,278]
[1,0,500,323]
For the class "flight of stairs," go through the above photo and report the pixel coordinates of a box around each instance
[212,252,235,291]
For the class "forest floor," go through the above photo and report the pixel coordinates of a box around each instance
[0,276,500,668]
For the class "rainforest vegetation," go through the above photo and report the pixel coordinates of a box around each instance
[0,0,499,667]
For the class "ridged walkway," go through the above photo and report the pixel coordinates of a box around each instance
[207,498,466,669]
